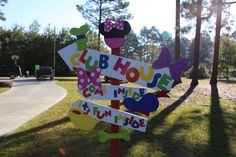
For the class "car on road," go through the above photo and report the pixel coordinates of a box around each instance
[35,66,54,80]
[0,65,22,79]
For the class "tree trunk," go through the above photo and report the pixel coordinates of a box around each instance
[98,30,101,51]
[97,0,102,51]
[139,53,142,61]
[226,59,229,80]
[175,0,180,61]
[174,0,182,85]
[191,0,202,86]
[210,0,223,85]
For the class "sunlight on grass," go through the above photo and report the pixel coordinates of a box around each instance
[0,87,10,93]
[126,141,151,157]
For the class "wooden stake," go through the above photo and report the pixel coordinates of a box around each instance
[111,48,120,157]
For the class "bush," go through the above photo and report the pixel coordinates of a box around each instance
[185,64,210,79]
[0,82,12,87]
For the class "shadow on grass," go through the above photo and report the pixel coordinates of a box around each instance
[121,85,196,156]
[0,116,110,157]
[149,85,196,126]
[218,79,236,84]
[209,85,231,157]
[0,117,70,141]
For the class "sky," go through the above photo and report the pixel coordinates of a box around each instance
[0,0,176,35]
[0,0,236,38]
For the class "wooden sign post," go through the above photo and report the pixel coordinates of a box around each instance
[111,48,121,157]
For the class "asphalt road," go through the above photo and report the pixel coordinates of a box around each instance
[0,77,67,137]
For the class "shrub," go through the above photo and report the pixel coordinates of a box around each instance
[185,64,210,79]
[0,82,12,87]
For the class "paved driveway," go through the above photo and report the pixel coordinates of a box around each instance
[0,78,67,137]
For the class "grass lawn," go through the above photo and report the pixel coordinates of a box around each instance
[0,87,10,93]
[0,82,11,93]
[0,77,235,157]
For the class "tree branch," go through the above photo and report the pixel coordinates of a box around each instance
[225,1,236,5]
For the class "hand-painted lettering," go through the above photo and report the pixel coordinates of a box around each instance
[113,57,131,75]
[79,50,87,64]
[99,54,109,69]
[126,67,140,82]
[85,56,98,71]
[147,73,161,88]
[140,66,154,82]
[70,53,81,66]
[156,74,172,90]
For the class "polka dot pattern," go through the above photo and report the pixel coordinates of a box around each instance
[104,18,124,32]
[77,67,89,90]
[90,72,95,77]
[77,67,102,90]
[90,67,102,88]
[80,79,84,83]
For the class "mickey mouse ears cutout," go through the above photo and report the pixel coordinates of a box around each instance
[99,18,131,48]
[99,18,131,38]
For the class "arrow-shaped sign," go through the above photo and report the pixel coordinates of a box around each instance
[78,84,147,100]
[58,43,173,91]
[71,99,148,132]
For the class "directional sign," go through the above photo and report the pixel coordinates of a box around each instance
[58,43,173,91]
[72,99,148,132]
[78,84,147,100]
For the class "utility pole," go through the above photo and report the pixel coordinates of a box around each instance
[53,26,56,77]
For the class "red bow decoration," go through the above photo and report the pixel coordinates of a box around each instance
[104,18,124,32]
[77,67,102,90]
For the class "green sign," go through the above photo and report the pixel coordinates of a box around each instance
[35,64,40,70]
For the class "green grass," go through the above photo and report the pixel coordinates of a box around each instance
[0,82,12,93]
[0,77,235,157]
[0,87,10,93]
